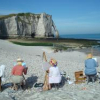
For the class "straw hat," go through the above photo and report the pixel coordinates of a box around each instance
[50,58,57,66]
[87,53,93,59]
[17,58,23,62]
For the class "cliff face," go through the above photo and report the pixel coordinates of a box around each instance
[0,13,58,38]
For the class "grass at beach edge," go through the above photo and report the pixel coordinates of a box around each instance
[11,41,53,46]
[9,39,100,52]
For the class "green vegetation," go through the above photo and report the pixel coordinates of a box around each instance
[17,13,32,16]
[0,14,17,20]
[53,45,68,51]
[17,13,35,19]
[9,38,100,51]
[11,41,53,46]
[0,13,41,20]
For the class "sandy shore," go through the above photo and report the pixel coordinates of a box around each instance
[0,39,100,100]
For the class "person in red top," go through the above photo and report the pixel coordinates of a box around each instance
[11,58,28,90]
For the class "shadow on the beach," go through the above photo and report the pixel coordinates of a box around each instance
[25,75,38,89]
[59,76,67,88]
[1,75,38,91]
[1,83,13,91]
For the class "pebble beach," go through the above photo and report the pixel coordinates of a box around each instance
[0,39,100,100]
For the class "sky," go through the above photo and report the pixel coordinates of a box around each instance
[0,0,100,35]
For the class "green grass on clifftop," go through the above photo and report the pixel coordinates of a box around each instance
[0,13,41,20]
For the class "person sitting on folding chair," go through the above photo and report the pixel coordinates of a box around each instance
[42,52,61,90]
[11,58,28,90]
[48,58,62,89]
[85,53,98,83]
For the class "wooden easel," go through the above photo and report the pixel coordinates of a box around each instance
[42,52,49,90]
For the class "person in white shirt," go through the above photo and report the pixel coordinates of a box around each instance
[48,59,61,89]
[0,65,6,91]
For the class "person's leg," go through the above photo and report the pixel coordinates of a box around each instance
[0,77,1,91]
[85,74,90,84]
[12,76,23,90]
[21,75,26,90]
[91,73,97,83]
[86,73,97,84]
[13,83,18,90]
[20,81,24,90]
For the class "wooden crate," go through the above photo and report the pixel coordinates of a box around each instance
[75,71,86,84]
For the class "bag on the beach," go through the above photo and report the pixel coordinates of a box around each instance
[34,83,44,88]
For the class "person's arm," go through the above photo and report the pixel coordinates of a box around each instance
[23,67,28,75]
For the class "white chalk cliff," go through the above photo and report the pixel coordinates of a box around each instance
[0,13,59,38]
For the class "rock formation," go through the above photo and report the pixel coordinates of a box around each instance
[0,13,59,38]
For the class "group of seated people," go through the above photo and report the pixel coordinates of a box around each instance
[0,52,99,91]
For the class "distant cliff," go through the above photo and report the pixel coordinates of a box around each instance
[0,13,59,38]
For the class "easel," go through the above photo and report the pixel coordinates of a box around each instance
[42,52,49,90]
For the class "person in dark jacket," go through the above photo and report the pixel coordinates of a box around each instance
[85,53,98,76]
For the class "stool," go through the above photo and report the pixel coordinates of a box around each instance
[13,83,24,90]
[54,83,60,90]
[86,75,96,84]
[51,83,60,90]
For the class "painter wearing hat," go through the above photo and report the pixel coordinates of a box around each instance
[48,58,61,89]
[11,58,28,90]
[85,53,98,76]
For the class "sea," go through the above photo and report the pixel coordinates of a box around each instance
[60,33,100,51]
[60,33,100,40]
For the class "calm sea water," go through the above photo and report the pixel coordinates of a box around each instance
[60,33,100,40]
[60,33,100,51]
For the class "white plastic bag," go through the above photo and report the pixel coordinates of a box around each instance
[0,66,3,77]
[0,65,6,81]
[1,77,6,82]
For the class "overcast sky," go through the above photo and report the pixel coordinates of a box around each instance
[0,0,100,35]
